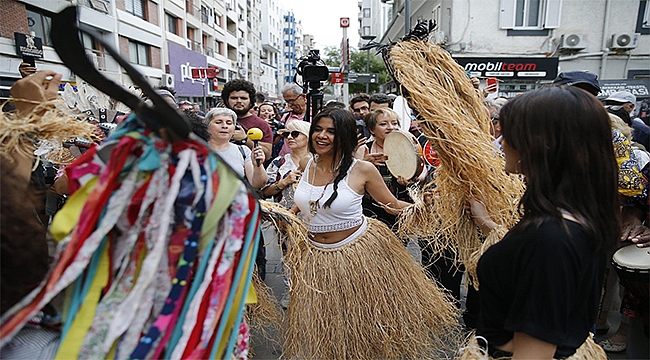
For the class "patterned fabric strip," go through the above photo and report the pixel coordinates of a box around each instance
[101,150,191,351]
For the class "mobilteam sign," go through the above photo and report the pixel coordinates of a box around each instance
[454,57,559,80]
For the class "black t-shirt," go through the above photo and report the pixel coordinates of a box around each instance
[477,217,605,358]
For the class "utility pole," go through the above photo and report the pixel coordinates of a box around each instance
[405,0,411,35]
[340,17,350,105]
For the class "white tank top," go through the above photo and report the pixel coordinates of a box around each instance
[294,158,364,233]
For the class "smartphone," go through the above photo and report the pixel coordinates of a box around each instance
[22,55,35,67]
[486,77,498,93]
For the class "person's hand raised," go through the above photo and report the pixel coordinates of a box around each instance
[10,71,62,116]
[18,62,37,78]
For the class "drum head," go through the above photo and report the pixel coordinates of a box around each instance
[384,130,421,179]
[612,245,650,273]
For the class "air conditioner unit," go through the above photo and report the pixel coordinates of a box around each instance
[225,3,232,11]
[559,33,586,51]
[609,33,638,51]
[161,73,175,88]
[238,38,245,45]
[186,39,192,48]
[236,61,243,68]
[239,14,244,21]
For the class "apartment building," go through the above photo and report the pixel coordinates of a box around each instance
[1,0,301,105]
[282,10,301,84]
[357,0,391,47]
[259,0,284,99]
[374,0,648,99]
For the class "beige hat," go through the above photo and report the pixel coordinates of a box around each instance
[278,120,310,138]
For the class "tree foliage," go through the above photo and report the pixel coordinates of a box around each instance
[321,46,389,94]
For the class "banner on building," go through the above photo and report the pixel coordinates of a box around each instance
[599,79,649,99]
[454,57,559,80]
[168,41,208,97]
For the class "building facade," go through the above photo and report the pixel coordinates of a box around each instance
[377,0,649,97]
[1,0,308,105]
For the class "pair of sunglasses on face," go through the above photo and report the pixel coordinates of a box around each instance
[281,131,302,138]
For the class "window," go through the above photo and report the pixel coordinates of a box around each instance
[515,0,541,27]
[363,26,371,36]
[200,5,209,24]
[166,13,179,35]
[128,40,150,65]
[215,13,223,27]
[500,0,560,30]
[636,0,650,34]
[363,8,370,18]
[216,40,224,55]
[126,0,145,18]
[26,7,52,45]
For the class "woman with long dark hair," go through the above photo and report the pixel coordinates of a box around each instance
[466,86,619,359]
[277,108,459,358]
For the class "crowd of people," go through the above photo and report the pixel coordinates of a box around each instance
[1,57,649,359]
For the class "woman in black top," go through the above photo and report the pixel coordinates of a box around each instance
[467,86,620,358]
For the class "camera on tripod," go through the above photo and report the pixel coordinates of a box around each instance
[297,50,329,83]
[295,49,329,122]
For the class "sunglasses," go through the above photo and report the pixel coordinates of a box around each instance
[281,130,302,138]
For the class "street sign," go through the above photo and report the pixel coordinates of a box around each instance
[330,72,345,84]
[191,67,220,79]
[340,17,349,28]
[345,72,378,84]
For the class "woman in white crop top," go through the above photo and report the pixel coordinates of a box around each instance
[292,109,411,244]
[277,108,460,359]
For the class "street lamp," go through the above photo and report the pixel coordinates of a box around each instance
[360,34,376,93]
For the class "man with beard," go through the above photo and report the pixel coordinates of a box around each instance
[222,79,273,161]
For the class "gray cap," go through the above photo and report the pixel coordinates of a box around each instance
[604,91,636,104]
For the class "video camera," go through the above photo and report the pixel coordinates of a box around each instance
[295,49,329,122]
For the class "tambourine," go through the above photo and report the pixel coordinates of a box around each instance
[383,130,424,180]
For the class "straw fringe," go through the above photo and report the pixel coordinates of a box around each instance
[458,332,605,360]
[289,221,461,358]
[246,273,282,345]
[1,99,97,165]
[391,39,525,286]
[259,201,463,358]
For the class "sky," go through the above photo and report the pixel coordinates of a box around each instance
[281,0,361,51]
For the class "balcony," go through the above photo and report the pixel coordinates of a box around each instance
[187,39,201,52]
[204,47,214,57]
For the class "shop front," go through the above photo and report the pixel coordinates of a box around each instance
[454,57,559,98]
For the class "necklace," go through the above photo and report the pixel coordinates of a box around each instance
[307,158,340,217]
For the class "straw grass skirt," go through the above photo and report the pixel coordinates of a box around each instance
[458,333,606,360]
[283,216,460,359]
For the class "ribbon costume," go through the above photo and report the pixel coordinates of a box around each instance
[1,7,262,359]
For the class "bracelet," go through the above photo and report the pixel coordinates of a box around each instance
[273,183,284,192]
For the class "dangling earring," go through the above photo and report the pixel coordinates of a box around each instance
[515,160,522,174]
